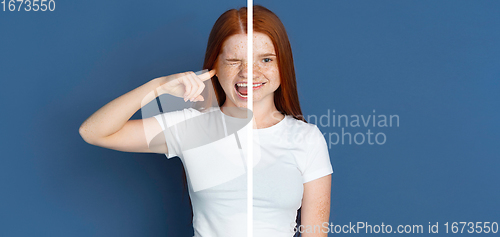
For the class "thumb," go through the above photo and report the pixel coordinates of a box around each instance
[193,94,205,102]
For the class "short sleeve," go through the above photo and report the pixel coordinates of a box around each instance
[153,108,198,159]
[302,126,334,183]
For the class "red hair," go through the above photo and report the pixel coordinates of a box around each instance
[197,5,306,123]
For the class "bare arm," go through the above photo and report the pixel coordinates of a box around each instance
[301,174,332,237]
[78,70,216,153]
[79,78,160,146]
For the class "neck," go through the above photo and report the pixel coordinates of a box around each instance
[221,97,285,129]
[252,100,282,128]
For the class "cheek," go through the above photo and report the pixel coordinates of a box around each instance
[217,65,239,86]
[263,66,280,86]
[220,64,240,75]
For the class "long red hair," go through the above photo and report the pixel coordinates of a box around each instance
[196,5,306,123]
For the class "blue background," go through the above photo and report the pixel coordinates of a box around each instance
[1,0,499,236]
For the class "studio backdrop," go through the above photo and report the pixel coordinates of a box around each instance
[1,0,499,236]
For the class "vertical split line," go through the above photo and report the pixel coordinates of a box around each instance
[246,1,253,237]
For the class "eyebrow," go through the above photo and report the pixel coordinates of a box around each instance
[259,53,276,57]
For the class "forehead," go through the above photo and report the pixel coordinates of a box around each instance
[220,32,275,58]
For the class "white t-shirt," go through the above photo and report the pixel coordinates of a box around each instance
[153,107,333,237]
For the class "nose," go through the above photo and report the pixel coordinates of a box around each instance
[238,61,262,79]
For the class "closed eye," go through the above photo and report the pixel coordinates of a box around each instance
[225,59,241,66]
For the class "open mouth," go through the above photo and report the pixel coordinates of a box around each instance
[234,82,266,98]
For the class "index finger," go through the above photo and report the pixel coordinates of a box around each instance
[195,69,216,81]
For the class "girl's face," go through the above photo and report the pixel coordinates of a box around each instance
[215,32,280,109]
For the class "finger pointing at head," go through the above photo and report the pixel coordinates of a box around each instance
[196,69,216,81]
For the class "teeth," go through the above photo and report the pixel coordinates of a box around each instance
[237,90,248,97]
[236,83,264,87]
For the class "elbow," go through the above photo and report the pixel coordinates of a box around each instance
[79,125,96,145]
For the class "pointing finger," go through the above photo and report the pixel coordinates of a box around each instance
[196,69,216,81]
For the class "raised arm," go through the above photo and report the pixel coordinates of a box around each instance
[78,70,216,153]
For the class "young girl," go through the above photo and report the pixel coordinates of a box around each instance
[80,5,332,237]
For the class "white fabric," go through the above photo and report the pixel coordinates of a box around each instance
[153,107,333,237]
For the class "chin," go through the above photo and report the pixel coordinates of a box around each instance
[235,101,249,108]
[225,92,268,109]
[223,95,247,108]
[228,102,246,108]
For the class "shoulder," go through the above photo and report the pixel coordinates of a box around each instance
[284,116,323,137]
[277,116,325,147]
